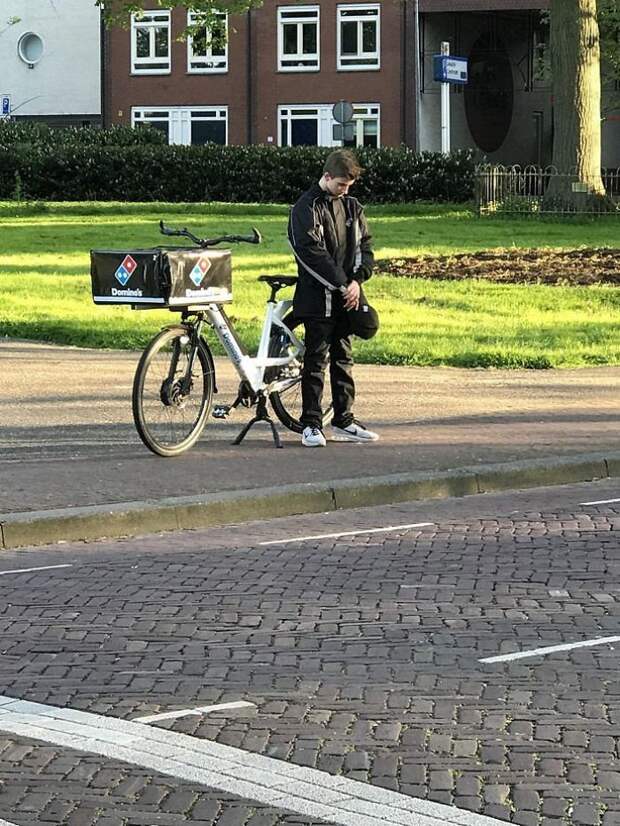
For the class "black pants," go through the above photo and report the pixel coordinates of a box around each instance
[301,314,355,429]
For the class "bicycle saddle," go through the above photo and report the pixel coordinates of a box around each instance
[258,275,298,287]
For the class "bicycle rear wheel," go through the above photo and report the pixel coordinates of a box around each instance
[132,325,215,457]
[268,315,332,434]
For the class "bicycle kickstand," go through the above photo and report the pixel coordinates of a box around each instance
[232,392,283,448]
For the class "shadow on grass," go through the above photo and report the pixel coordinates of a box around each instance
[3,318,618,368]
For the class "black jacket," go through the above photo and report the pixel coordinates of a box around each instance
[288,183,374,318]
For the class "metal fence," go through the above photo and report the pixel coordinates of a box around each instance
[476,164,620,217]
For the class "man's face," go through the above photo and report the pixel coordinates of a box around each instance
[324,174,356,198]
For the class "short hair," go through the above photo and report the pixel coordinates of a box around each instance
[323,149,363,180]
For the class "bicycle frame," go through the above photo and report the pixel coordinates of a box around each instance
[203,299,303,394]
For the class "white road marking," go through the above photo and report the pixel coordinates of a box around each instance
[0,694,507,826]
[480,635,620,664]
[259,523,433,546]
[134,701,256,723]
[0,564,73,577]
[0,819,20,826]
[580,497,620,506]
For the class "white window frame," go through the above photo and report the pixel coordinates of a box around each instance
[187,11,228,73]
[278,105,326,146]
[132,106,228,146]
[188,107,228,145]
[278,103,380,147]
[132,108,171,143]
[337,4,380,71]
[348,104,381,147]
[131,11,171,75]
[278,6,320,72]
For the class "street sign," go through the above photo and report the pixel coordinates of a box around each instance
[432,54,468,85]
[332,100,354,124]
[436,43,454,154]
[333,123,355,142]
[1,95,11,118]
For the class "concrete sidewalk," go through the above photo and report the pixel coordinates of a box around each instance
[1,339,618,548]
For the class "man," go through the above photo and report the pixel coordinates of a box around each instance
[288,149,379,448]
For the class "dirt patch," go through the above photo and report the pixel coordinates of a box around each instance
[379,247,620,286]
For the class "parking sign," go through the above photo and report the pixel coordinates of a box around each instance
[1,96,10,117]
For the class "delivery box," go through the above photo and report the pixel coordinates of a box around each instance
[90,247,232,307]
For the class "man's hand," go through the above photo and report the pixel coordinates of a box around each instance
[343,280,361,310]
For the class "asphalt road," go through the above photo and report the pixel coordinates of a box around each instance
[2,341,619,515]
[0,479,619,826]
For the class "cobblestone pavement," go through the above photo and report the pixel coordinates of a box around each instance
[0,480,619,826]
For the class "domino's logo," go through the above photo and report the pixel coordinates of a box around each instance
[189,256,211,287]
[115,254,137,286]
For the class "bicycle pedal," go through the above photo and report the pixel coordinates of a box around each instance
[212,404,232,419]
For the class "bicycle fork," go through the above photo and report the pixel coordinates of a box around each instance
[176,318,205,397]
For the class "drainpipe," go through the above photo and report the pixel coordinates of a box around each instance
[99,8,106,128]
[246,9,253,144]
[414,0,421,152]
[401,0,407,144]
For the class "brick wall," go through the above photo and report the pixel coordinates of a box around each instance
[104,1,407,146]
[251,0,405,146]
[104,11,250,143]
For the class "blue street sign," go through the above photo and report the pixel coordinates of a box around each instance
[433,55,468,85]
[1,96,10,117]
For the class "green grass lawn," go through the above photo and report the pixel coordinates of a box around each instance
[1,200,619,368]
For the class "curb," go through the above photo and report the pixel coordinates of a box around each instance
[1,452,618,550]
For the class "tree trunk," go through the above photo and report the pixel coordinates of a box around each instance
[545,0,608,209]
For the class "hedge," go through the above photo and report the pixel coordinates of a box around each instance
[0,121,167,148]
[0,140,476,204]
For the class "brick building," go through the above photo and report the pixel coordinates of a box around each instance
[103,0,405,148]
[102,0,620,167]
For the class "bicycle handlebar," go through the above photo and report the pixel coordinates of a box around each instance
[159,220,261,247]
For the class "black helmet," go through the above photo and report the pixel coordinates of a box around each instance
[347,298,379,340]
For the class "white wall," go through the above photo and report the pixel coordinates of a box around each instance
[0,0,100,118]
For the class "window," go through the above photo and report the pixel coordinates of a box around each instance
[344,105,380,148]
[279,107,321,146]
[131,11,171,74]
[133,107,228,145]
[278,6,320,71]
[337,4,380,70]
[133,109,170,142]
[278,104,380,147]
[17,32,44,65]
[190,109,227,145]
[187,11,228,73]
[531,14,550,90]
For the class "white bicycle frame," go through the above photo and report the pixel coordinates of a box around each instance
[203,298,304,394]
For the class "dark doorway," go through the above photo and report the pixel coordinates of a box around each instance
[464,34,514,153]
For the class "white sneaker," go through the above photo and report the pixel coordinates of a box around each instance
[331,421,379,442]
[302,426,327,447]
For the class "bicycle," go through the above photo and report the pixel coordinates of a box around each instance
[129,221,332,457]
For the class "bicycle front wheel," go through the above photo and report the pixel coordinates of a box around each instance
[268,315,333,434]
[132,326,215,457]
